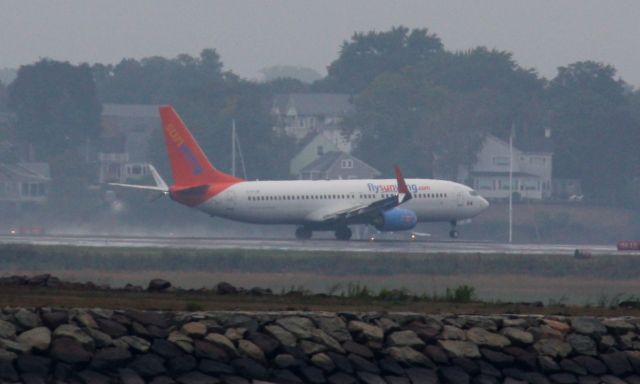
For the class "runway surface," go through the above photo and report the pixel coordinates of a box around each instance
[0,234,627,255]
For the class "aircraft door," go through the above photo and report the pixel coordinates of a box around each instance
[456,191,464,207]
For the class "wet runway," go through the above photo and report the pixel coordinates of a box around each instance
[0,234,625,255]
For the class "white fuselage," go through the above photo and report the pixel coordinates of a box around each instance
[193,178,489,226]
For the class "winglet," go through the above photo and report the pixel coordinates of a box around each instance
[394,165,412,204]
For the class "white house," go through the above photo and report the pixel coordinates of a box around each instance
[458,134,553,200]
[272,93,356,153]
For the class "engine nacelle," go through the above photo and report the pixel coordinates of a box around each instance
[373,208,418,231]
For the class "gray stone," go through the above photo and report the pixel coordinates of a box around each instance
[176,371,220,384]
[566,333,597,356]
[90,347,132,370]
[14,308,40,329]
[599,375,627,384]
[560,359,588,376]
[601,352,632,376]
[316,316,351,342]
[342,340,373,358]
[198,359,234,375]
[274,353,300,368]
[53,324,94,347]
[299,365,326,384]
[231,357,269,380]
[405,367,438,384]
[387,330,425,348]
[602,318,635,333]
[388,346,434,367]
[466,327,510,348]
[118,335,151,352]
[16,354,51,376]
[0,360,18,382]
[538,356,560,373]
[442,325,466,340]
[74,311,98,329]
[265,325,297,347]
[0,349,17,362]
[168,331,194,353]
[548,373,577,384]
[300,340,328,355]
[0,320,16,338]
[438,340,481,358]
[75,370,111,384]
[87,328,113,348]
[167,354,196,375]
[328,372,357,384]
[16,327,50,351]
[182,322,207,338]
[205,332,238,355]
[440,366,470,384]
[425,344,449,364]
[50,337,92,364]
[0,338,31,354]
[129,354,166,377]
[573,355,607,375]
[571,318,607,336]
[357,371,386,384]
[238,339,265,362]
[118,368,145,384]
[480,348,514,366]
[312,352,335,372]
[194,340,228,361]
[500,327,534,345]
[308,328,343,353]
[348,353,380,374]
[276,316,316,339]
[96,317,128,338]
[533,338,572,358]
[347,320,384,342]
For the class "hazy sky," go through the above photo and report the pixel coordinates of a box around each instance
[2,0,640,85]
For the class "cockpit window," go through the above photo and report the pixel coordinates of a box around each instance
[469,190,479,196]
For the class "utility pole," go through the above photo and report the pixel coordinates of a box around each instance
[231,119,236,177]
[509,123,514,243]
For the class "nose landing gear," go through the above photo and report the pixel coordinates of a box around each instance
[449,221,459,239]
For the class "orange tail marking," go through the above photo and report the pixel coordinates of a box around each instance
[159,106,243,187]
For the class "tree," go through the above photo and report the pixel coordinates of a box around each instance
[317,26,444,93]
[548,61,640,202]
[8,59,101,157]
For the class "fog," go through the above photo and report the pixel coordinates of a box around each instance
[1,1,640,244]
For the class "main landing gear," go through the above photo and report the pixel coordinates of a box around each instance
[449,221,459,239]
[335,227,353,241]
[295,227,312,240]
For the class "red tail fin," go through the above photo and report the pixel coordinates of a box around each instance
[159,106,242,187]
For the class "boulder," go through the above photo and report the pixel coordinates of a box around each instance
[265,325,297,347]
[387,346,434,367]
[14,309,41,329]
[438,340,481,358]
[16,327,51,351]
[573,355,607,375]
[205,333,238,355]
[440,366,470,384]
[466,327,510,348]
[566,333,597,356]
[348,321,383,342]
[231,357,269,380]
[238,339,266,362]
[357,371,386,384]
[176,371,219,384]
[600,352,632,376]
[500,327,534,345]
[317,316,352,342]
[90,347,132,370]
[571,318,607,336]
[312,352,335,372]
[0,320,16,338]
[16,354,51,376]
[533,338,572,358]
[386,330,425,348]
[53,324,94,347]
[128,354,166,377]
[50,337,92,364]
[182,322,207,338]
[276,316,316,339]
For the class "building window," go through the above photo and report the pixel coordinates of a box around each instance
[341,159,353,169]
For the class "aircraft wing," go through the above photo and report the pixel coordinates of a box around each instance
[307,166,413,223]
[108,165,170,192]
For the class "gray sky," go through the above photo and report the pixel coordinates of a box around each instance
[2,0,640,85]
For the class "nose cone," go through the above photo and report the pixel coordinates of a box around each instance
[479,197,490,210]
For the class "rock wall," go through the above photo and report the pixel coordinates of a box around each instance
[1,308,640,384]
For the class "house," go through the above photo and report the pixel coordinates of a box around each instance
[457,134,553,200]
[0,162,51,210]
[290,134,340,176]
[272,93,356,152]
[98,104,161,183]
[298,151,380,180]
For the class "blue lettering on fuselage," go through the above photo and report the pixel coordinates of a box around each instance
[179,145,203,175]
[367,183,419,193]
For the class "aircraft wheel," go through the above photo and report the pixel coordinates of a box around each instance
[449,229,459,239]
[295,227,312,240]
[335,227,352,241]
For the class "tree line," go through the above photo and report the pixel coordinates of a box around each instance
[2,26,640,210]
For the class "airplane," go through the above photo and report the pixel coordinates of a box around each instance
[110,106,490,240]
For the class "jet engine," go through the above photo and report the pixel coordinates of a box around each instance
[372,208,418,231]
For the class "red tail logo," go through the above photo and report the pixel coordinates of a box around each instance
[159,106,243,187]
